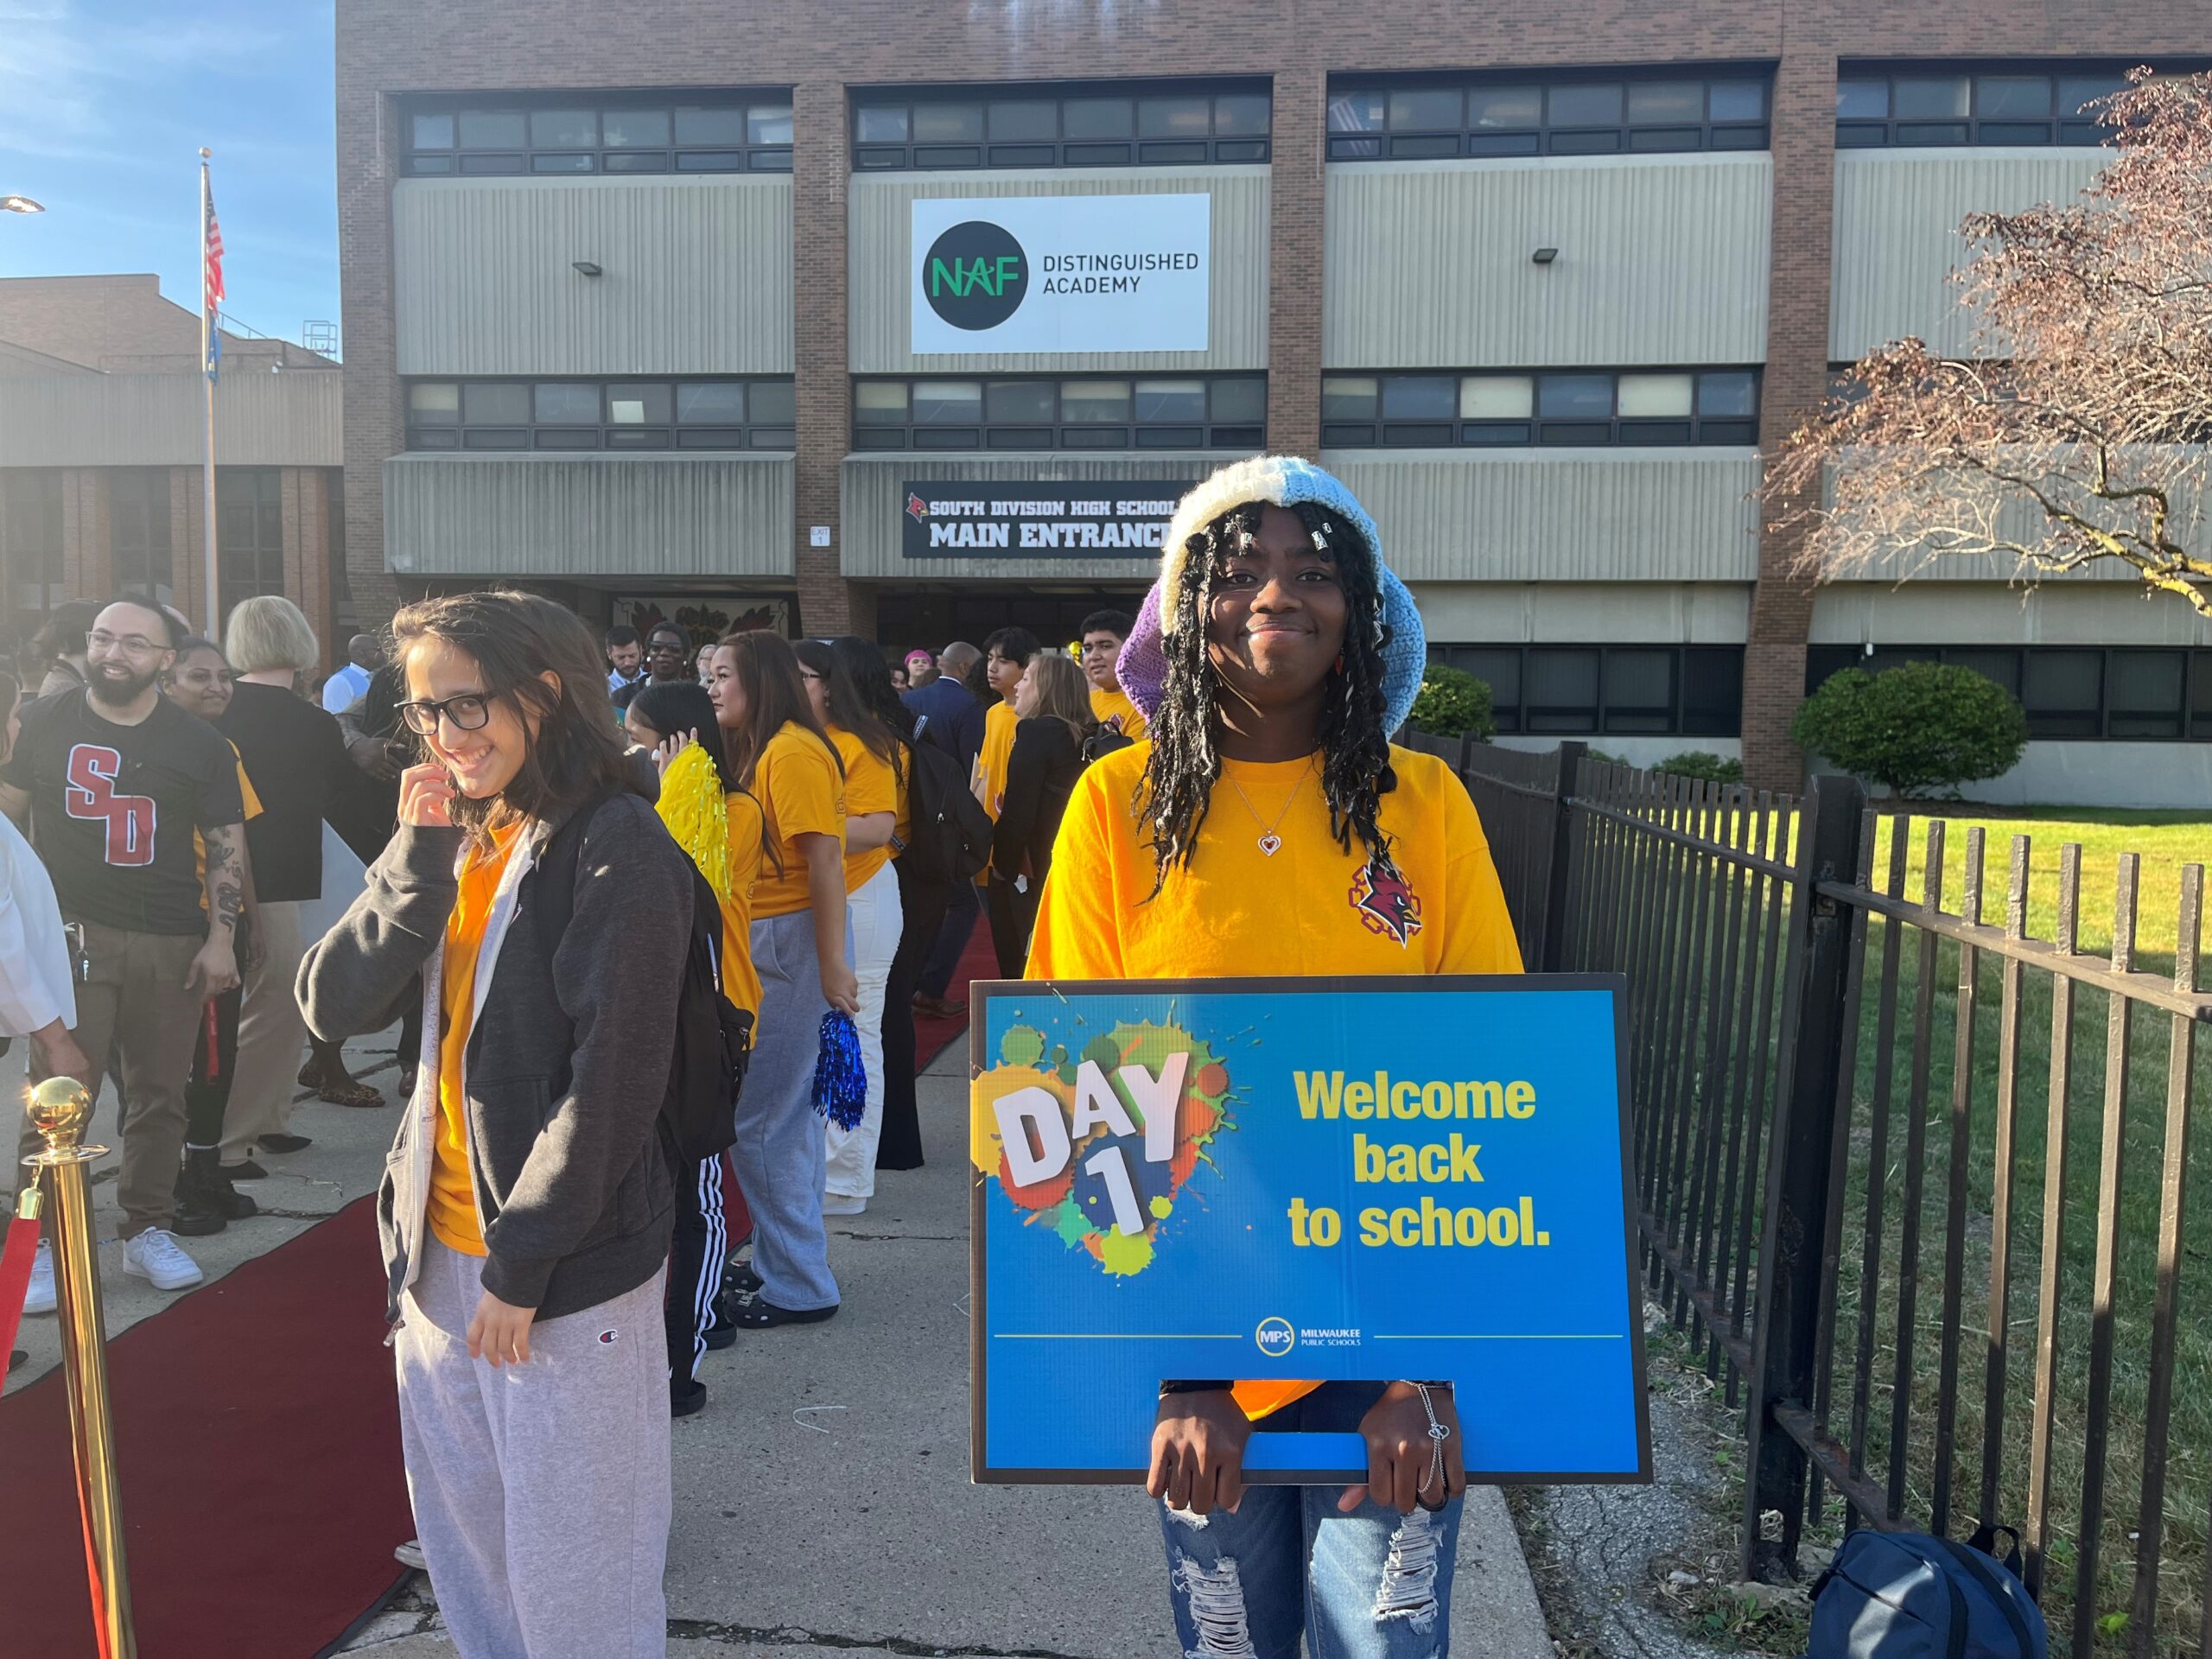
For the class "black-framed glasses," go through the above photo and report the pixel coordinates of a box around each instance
[86,628,167,657]
[397,692,494,735]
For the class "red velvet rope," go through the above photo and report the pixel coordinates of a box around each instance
[0,1211,40,1363]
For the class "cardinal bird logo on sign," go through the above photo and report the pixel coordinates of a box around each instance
[1349,860,1423,946]
[906,493,930,523]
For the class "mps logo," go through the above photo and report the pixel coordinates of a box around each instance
[923,219,1027,332]
[1255,1318,1296,1359]
[1350,860,1423,947]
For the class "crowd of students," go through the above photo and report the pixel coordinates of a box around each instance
[2,454,1524,1657]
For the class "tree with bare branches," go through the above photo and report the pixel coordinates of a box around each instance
[1765,70,2212,620]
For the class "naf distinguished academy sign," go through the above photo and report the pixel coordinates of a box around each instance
[910,194,1211,355]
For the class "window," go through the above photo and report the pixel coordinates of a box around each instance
[404,378,796,450]
[1834,63,2143,148]
[0,469,65,619]
[1804,645,2212,741]
[853,82,1269,169]
[216,468,285,623]
[852,375,1264,451]
[403,93,794,175]
[1322,369,1758,447]
[110,469,173,602]
[1430,644,1744,737]
[1327,69,1768,160]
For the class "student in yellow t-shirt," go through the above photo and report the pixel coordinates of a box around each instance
[1078,606,1147,741]
[624,679,765,1415]
[708,629,854,1330]
[797,638,913,1218]
[162,636,267,1231]
[973,626,1037,976]
[1025,457,1517,1656]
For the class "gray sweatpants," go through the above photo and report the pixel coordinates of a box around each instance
[396,1237,671,1659]
[733,908,842,1313]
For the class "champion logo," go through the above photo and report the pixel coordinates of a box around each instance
[597,1329,619,1345]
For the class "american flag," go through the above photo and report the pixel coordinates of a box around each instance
[203,183,225,382]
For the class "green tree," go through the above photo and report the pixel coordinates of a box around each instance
[1790,661,2028,798]
[1407,664,1497,741]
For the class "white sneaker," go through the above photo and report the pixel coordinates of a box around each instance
[22,1240,54,1314]
[820,1192,868,1217]
[124,1229,204,1292]
[393,1539,428,1571]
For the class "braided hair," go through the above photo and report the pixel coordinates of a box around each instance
[1135,499,1399,899]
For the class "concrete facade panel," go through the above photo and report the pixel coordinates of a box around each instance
[1415,581,1753,643]
[1828,149,2107,359]
[1811,582,2212,647]
[0,372,344,468]
[385,453,793,579]
[1320,448,1762,583]
[393,176,795,375]
[847,169,1269,374]
[1324,156,1771,369]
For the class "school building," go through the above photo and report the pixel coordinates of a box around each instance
[334,1,2212,803]
[0,275,351,665]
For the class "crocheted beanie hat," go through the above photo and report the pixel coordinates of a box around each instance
[1116,455,1426,734]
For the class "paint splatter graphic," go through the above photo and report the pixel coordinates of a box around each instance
[973,1020,1233,1277]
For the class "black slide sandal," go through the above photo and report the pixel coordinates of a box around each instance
[726,1295,838,1329]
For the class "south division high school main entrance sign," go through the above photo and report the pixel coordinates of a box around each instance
[968,976,1651,1485]
[902,481,1195,558]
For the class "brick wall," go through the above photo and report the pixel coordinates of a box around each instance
[334,0,2212,721]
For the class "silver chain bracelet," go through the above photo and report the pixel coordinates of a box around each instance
[1406,1381,1452,1499]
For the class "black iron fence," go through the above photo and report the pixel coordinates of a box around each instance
[1407,734,2212,1656]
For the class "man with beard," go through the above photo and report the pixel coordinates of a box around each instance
[3,595,246,1302]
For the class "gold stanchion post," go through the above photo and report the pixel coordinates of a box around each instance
[24,1077,137,1659]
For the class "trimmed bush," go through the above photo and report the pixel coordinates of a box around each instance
[1790,661,2028,798]
[1407,664,1497,741]
[1656,751,1745,785]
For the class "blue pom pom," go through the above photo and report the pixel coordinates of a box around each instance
[813,1010,868,1130]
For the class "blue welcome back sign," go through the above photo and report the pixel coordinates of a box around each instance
[968,976,1650,1485]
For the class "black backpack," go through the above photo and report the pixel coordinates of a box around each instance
[538,795,753,1166]
[902,716,994,886]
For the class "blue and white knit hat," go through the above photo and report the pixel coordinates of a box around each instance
[1116,455,1427,733]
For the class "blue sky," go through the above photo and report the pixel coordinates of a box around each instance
[0,0,340,350]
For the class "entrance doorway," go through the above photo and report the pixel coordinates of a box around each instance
[875,586,1148,654]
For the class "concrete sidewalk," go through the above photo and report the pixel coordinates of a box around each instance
[6,1034,1553,1656]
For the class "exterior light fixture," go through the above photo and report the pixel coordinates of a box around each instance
[1531,247,1559,265]
[572,259,602,276]
[3,195,46,215]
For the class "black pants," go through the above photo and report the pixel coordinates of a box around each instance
[986,874,1026,979]
[880,862,950,1172]
[918,877,980,998]
[664,1150,730,1383]
[183,987,242,1149]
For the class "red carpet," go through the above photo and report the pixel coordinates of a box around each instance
[914,910,1002,1071]
[0,1197,414,1659]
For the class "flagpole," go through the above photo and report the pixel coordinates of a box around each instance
[199,148,219,635]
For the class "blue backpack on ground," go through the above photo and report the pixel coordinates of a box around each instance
[1808,1525,2046,1659]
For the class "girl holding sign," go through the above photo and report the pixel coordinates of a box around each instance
[1025,456,1522,1656]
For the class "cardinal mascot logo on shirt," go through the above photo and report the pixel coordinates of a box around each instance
[1349,859,1422,946]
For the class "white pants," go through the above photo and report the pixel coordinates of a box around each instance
[395,1239,671,1659]
[220,899,309,1160]
[823,859,902,1202]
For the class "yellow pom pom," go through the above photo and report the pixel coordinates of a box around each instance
[653,744,732,902]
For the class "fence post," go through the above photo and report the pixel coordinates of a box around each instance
[1738,772,1866,1580]
[1538,741,1586,973]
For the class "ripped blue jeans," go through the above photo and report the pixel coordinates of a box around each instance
[1158,1485,1462,1658]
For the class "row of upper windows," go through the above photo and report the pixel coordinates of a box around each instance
[396,372,1760,454]
[395,61,2163,176]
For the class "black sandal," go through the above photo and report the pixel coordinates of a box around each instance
[724,1294,837,1329]
[723,1260,763,1296]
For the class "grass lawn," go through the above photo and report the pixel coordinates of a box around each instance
[1627,801,2209,1654]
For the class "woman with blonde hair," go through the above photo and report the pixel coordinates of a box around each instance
[988,650,1091,963]
[216,596,372,1180]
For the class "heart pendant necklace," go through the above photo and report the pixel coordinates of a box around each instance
[1226,762,1314,858]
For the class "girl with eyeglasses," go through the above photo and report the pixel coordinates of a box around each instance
[706,630,855,1329]
[300,591,695,1659]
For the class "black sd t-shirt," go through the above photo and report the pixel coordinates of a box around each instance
[2,688,246,936]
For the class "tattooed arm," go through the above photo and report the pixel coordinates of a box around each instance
[188,822,245,997]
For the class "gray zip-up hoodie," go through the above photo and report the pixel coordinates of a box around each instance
[297,791,693,1327]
